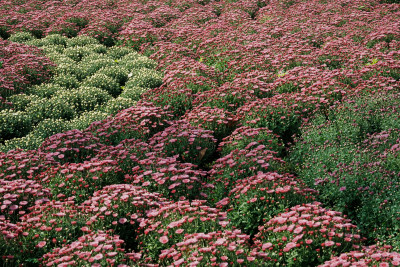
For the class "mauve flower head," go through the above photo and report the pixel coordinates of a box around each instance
[148,120,217,166]
[136,200,229,262]
[159,230,253,266]
[41,230,139,266]
[253,202,363,266]
[86,101,174,145]
[320,245,400,267]
[0,179,51,222]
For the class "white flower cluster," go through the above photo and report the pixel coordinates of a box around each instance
[3,33,163,150]
[7,94,40,111]
[125,68,163,88]
[100,97,137,115]
[68,110,109,130]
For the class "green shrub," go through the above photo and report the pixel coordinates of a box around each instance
[106,46,133,59]
[8,94,41,111]
[83,44,108,54]
[24,34,68,47]
[0,110,33,142]
[9,32,35,43]
[46,52,75,65]
[66,35,100,47]
[68,110,109,130]
[95,66,129,84]
[99,97,137,115]
[58,86,112,113]
[80,53,109,62]
[78,57,116,77]
[30,118,71,140]
[41,34,68,46]
[27,83,66,98]
[63,46,96,61]
[125,68,163,88]
[54,62,84,79]
[38,44,65,54]
[119,85,149,101]
[51,73,80,89]
[119,52,141,62]
[26,97,77,122]
[81,73,121,96]
[0,133,43,152]
[120,56,158,70]
[290,94,400,242]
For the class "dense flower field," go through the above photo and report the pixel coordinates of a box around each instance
[0,0,400,265]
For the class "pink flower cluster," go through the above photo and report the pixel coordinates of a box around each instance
[135,200,229,262]
[254,202,363,265]
[159,229,253,266]
[0,179,51,222]
[86,101,173,145]
[149,120,217,165]
[128,156,208,200]
[0,40,55,98]
[320,245,400,267]
[41,231,137,266]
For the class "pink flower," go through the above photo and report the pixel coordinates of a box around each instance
[283,242,297,252]
[215,238,226,246]
[262,242,273,250]
[174,258,184,265]
[175,229,184,234]
[324,241,335,247]
[93,253,103,260]
[37,241,46,248]
[160,236,169,244]
[119,218,128,224]
[294,226,303,234]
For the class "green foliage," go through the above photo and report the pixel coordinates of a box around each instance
[26,83,66,98]
[95,66,129,84]
[81,73,121,96]
[56,86,112,113]
[125,68,163,88]
[26,97,77,122]
[8,31,35,42]
[8,93,41,111]
[120,85,149,101]
[99,97,137,115]
[119,56,158,70]
[0,133,43,152]
[46,52,75,65]
[106,46,133,59]
[0,110,32,142]
[68,110,109,130]
[63,46,97,61]
[31,118,71,140]
[51,73,80,89]
[1,34,159,152]
[118,52,141,63]
[290,94,400,242]
[66,35,100,47]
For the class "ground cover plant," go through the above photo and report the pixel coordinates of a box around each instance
[1,0,400,265]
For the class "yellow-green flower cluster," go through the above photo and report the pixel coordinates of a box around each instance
[68,110,109,130]
[2,33,163,151]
